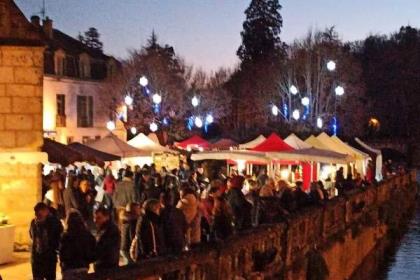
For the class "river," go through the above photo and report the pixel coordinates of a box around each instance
[380,200,420,280]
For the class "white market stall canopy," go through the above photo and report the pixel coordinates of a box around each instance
[284,133,312,150]
[128,133,177,154]
[87,133,149,158]
[191,148,352,164]
[239,135,266,149]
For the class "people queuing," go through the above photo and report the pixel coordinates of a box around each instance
[34,162,381,279]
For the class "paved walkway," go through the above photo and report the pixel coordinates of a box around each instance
[0,252,34,280]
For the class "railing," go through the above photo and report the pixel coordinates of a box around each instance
[87,171,417,280]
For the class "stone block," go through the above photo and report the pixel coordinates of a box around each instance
[33,114,43,130]
[13,67,42,85]
[0,115,4,130]
[2,48,34,67]
[0,97,11,113]
[5,114,33,130]
[0,131,15,148]
[15,131,43,148]
[0,84,5,96]
[6,84,36,97]
[32,49,44,67]
[0,67,14,83]
[12,97,42,113]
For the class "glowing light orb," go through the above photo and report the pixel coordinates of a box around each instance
[271,105,279,116]
[289,85,298,95]
[327,60,336,71]
[139,76,148,87]
[317,117,323,128]
[191,96,199,107]
[106,120,116,131]
[152,93,162,104]
[205,114,214,124]
[335,86,345,96]
[194,116,203,128]
[149,122,158,132]
[124,95,133,106]
[130,127,137,134]
[292,109,300,120]
[301,97,310,106]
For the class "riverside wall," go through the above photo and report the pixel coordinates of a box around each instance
[88,171,417,280]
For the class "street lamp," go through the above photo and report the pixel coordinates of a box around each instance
[327,60,336,71]
[289,85,298,95]
[139,76,148,87]
[335,86,345,96]
[191,96,199,107]
[271,105,279,116]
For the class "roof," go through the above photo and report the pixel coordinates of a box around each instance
[87,133,149,158]
[68,142,121,166]
[46,28,110,60]
[305,135,329,150]
[42,138,83,166]
[210,138,238,150]
[128,133,176,154]
[284,133,312,150]
[239,135,266,149]
[0,0,45,46]
[175,135,210,150]
[252,133,294,152]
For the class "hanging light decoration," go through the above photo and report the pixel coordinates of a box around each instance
[106,120,116,131]
[139,76,149,87]
[152,93,162,104]
[149,121,158,132]
[335,86,345,96]
[271,105,279,116]
[191,96,199,107]
[292,109,300,120]
[327,60,336,71]
[195,116,203,128]
[301,97,310,106]
[124,95,133,106]
[317,117,323,128]
[205,114,214,124]
[130,127,137,134]
[289,85,298,95]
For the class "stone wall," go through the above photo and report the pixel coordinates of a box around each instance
[0,45,45,244]
[87,172,417,280]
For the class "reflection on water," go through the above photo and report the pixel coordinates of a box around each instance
[382,201,420,280]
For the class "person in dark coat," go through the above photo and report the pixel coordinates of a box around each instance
[294,181,310,210]
[59,210,95,280]
[225,176,252,231]
[63,175,83,216]
[161,192,187,254]
[308,182,325,206]
[139,199,166,258]
[30,202,63,280]
[120,202,141,264]
[94,207,121,273]
[212,196,234,240]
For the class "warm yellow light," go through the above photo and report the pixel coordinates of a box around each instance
[236,160,246,173]
[280,169,289,180]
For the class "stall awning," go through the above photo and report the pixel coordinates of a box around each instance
[42,138,83,166]
[239,135,266,149]
[267,148,353,164]
[191,150,270,163]
[175,135,210,150]
[210,138,238,150]
[68,142,121,166]
[284,133,312,150]
[128,133,177,154]
[252,133,294,152]
[87,133,149,158]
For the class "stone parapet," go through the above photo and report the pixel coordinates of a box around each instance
[86,171,417,280]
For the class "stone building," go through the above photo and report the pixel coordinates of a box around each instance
[0,0,47,244]
[29,15,125,144]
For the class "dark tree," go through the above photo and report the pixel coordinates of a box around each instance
[237,0,285,63]
[79,27,103,51]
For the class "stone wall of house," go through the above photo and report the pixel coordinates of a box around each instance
[87,171,417,280]
[0,45,45,244]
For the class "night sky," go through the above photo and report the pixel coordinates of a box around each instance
[16,0,420,72]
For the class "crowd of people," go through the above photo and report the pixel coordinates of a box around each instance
[32,160,379,280]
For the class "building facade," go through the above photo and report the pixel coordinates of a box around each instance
[30,15,125,144]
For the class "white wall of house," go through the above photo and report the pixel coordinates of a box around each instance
[43,75,125,144]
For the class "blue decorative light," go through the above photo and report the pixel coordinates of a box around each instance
[187,116,194,131]
[283,104,288,119]
[163,117,169,126]
[331,116,338,135]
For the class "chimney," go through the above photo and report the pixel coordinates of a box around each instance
[42,17,53,39]
[30,15,40,28]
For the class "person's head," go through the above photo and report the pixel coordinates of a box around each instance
[143,199,161,215]
[66,210,86,234]
[125,169,134,179]
[180,184,195,198]
[266,178,276,188]
[94,206,111,228]
[162,191,176,208]
[142,168,151,181]
[277,180,288,191]
[79,179,90,193]
[230,175,245,190]
[295,181,303,191]
[310,182,319,191]
[34,202,49,222]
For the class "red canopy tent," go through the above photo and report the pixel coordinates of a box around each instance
[252,133,312,190]
[210,138,238,150]
[175,135,210,150]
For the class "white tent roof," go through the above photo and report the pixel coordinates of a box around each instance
[305,135,330,150]
[128,133,176,154]
[191,150,270,163]
[87,133,148,158]
[284,133,312,150]
[239,135,266,149]
[148,133,160,144]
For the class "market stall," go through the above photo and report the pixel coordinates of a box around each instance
[175,135,210,151]
[239,135,266,149]
[210,138,238,150]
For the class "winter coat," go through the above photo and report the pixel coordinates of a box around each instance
[139,211,166,257]
[226,188,252,230]
[59,230,96,271]
[212,211,234,240]
[177,194,201,244]
[161,206,187,254]
[94,221,121,273]
[29,214,63,262]
[113,178,138,208]
[294,188,310,210]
